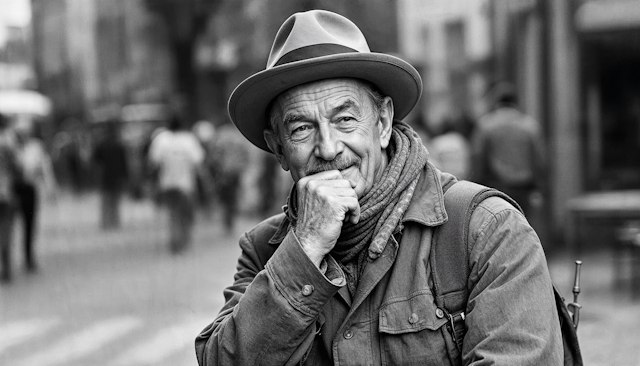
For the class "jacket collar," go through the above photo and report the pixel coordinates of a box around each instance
[401,161,450,226]
[268,161,453,245]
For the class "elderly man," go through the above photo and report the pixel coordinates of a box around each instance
[196,10,562,365]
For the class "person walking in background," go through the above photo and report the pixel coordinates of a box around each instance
[191,120,217,217]
[211,122,249,234]
[13,117,57,272]
[148,114,205,253]
[471,82,546,216]
[142,125,167,206]
[0,113,21,283]
[92,119,129,230]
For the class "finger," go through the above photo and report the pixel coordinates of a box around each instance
[337,196,360,223]
[299,178,352,195]
[314,179,354,189]
[299,169,344,183]
[320,186,358,197]
[349,202,361,224]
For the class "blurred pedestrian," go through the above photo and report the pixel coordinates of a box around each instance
[471,82,546,215]
[192,120,217,216]
[142,126,167,205]
[0,113,21,283]
[148,114,205,253]
[52,129,83,193]
[428,117,472,180]
[13,117,57,272]
[92,119,129,230]
[211,122,249,234]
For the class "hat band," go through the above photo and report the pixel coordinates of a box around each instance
[273,44,358,67]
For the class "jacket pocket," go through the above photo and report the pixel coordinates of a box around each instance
[379,290,447,333]
[379,291,451,365]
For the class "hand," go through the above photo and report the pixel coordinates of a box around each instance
[294,170,361,267]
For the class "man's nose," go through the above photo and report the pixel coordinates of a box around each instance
[314,125,342,161]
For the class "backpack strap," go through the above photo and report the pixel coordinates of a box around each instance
[431,180,522,351]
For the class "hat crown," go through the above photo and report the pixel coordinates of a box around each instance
[266,10,371,69]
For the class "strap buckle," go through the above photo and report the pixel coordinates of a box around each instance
[448,311,466,351]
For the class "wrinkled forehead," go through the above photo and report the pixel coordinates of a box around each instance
[270,78,373,118]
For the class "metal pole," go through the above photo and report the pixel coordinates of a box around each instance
[568,260,582,329]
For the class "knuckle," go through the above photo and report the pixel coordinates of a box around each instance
[307,179,321,193]
[296,178,309,190]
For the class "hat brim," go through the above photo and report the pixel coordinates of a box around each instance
[228,52,422,152]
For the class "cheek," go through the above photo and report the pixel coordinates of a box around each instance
[366,146,385,180]
[349,136,380,179]
[284,145,310,180]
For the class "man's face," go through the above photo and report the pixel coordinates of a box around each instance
[265,78,394,198]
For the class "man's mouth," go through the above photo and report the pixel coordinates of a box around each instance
[306,158,360,175]
[338,165,355,174]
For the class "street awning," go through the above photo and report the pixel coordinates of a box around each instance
[0,89,52,117]
[576,0,640,32]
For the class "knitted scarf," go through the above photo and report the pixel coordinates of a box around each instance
[284,121,428,294]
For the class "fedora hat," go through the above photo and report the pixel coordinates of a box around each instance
[228,10,423,152]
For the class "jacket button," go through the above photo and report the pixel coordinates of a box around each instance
[409,313,419,324]
[343,329,353,339]
[435,308,445,319]
[301,285,314,296]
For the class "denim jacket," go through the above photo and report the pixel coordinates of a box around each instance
[195,163,563,365]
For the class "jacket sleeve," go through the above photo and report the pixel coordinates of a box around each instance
[195,229,344,366]
[462,197,563,365]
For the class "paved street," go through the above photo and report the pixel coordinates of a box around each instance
[1,192,258,366]
[1,191,640,365]
[549,251,640,365]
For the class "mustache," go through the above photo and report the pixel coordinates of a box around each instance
[304,155,361,176]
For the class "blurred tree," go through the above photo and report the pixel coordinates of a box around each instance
[144,0,222,123]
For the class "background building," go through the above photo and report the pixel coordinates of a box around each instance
[398,0,493,132]
[492,0,640,244]
[0,0,34,89]
[31,0,174,124]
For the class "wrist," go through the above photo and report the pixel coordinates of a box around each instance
[293,231,327,268]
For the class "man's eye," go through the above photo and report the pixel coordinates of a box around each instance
[338,116,354,123]
[292,125,311,134]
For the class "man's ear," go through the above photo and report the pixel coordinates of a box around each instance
[264,129,290,171]
[378,96,394,149]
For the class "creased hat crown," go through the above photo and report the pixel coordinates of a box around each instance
[267,10,370,68]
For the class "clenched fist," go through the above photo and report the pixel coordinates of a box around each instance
[294,170,361,267]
